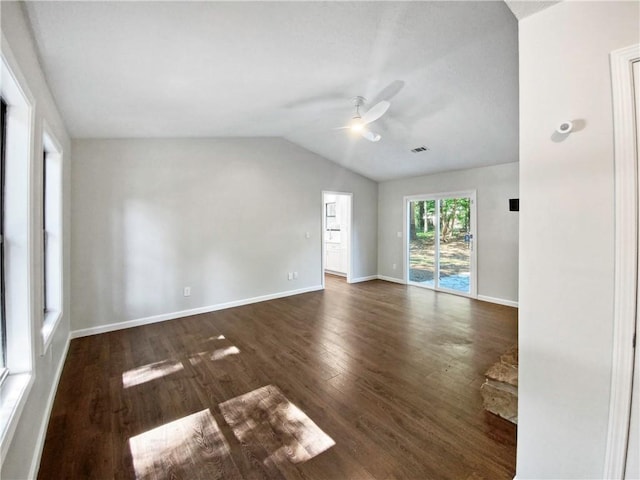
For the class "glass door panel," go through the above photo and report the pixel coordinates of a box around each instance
[438,197,471,293]
[406,192,475,296]
[408,200,437,286]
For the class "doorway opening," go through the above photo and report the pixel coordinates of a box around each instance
[322,191,352,286]
[404,191,477,297]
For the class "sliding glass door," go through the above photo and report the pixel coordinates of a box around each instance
[406,192,476,296]
[408,199,437,286]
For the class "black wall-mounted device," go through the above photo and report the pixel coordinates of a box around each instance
[509,199,519,212]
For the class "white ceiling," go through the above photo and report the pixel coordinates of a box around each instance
[25,1,520,181]
[504,1,560,20]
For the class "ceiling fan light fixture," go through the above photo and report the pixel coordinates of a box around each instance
[336,95,387,142]
[361,130,381,142]
[350,119,365,132]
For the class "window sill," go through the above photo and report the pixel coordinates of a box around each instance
[0,372,33,463]
[41,310,62,355]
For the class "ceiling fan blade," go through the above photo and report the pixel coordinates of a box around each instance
[361,100,390,125]
[361,129,381,142]
[285,93,347,110]
[371,80,405,105]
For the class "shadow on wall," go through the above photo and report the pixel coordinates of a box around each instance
[550,118,587,143]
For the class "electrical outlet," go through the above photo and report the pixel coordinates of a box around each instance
[183,286,191,297]
[293,271,298,279]
[287,272,293,280]
[397,231,402,238]
[392,263,397,270]
[305,232,311,239]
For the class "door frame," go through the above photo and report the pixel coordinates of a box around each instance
[604,43,640,479]
[403,190,477,298]
[321,191,353,288]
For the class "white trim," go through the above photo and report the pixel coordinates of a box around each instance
[411,281,477,300]
[376,276,519,307]
[1,35,36,374]
[70,285,323,339]
[346,193,353,284]
[0,373,33,465]
[377,274,406,284]
[40,122,64,355]
[28,335,70,480]
[321,192,326,289]
[604,43,640,480]
[477,295,519,308]
[403,198,408,285]
[321,191,353,286]
[404,189,478,202]
[325,270,346,278]
[349,275,378,283]
[41,310,62,353]
[0,35,37,467]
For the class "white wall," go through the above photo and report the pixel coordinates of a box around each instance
[517,2,639,478]
[377,162,519,303]
[0,2,72,479]
[71,138,377,332]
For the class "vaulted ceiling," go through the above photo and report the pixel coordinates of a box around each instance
[25,1,521,181]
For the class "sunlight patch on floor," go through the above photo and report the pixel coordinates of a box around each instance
[122,359,183,388]
[219,385,335,466]
[128,409,241,480]
[211,345,240,361]
[187,344,240,367]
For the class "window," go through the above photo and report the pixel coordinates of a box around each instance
[0,98,7,385]
[42,149,47,314]
[1,48,36,464]
[40,129,63,351]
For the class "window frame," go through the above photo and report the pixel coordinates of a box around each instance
[0,38,37,465]
[0,98,7,386]
[40,125,63,353]
[42,149,47,314]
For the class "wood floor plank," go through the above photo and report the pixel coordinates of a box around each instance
[38,276,517,479]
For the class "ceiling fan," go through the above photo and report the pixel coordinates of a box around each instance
[337,96,390,142]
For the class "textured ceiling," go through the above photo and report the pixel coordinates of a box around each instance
[25,1,519,181]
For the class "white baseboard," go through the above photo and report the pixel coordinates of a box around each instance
[377,274,406,284]
[70,285,324,339]
[477,294,518,308]
[349,275,378,283]
[324,270,346,277]
[375,277,517,308]
[28,334,71,480]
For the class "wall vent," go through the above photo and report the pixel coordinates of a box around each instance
[411,146,429,153]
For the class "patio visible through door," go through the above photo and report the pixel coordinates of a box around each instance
[406,192,476,296]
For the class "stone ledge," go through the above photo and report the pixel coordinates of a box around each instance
[481,380,518,423]
[481,345,518,423]
[485,360,518,387]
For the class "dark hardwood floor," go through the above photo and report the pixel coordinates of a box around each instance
[38,276,518,480]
